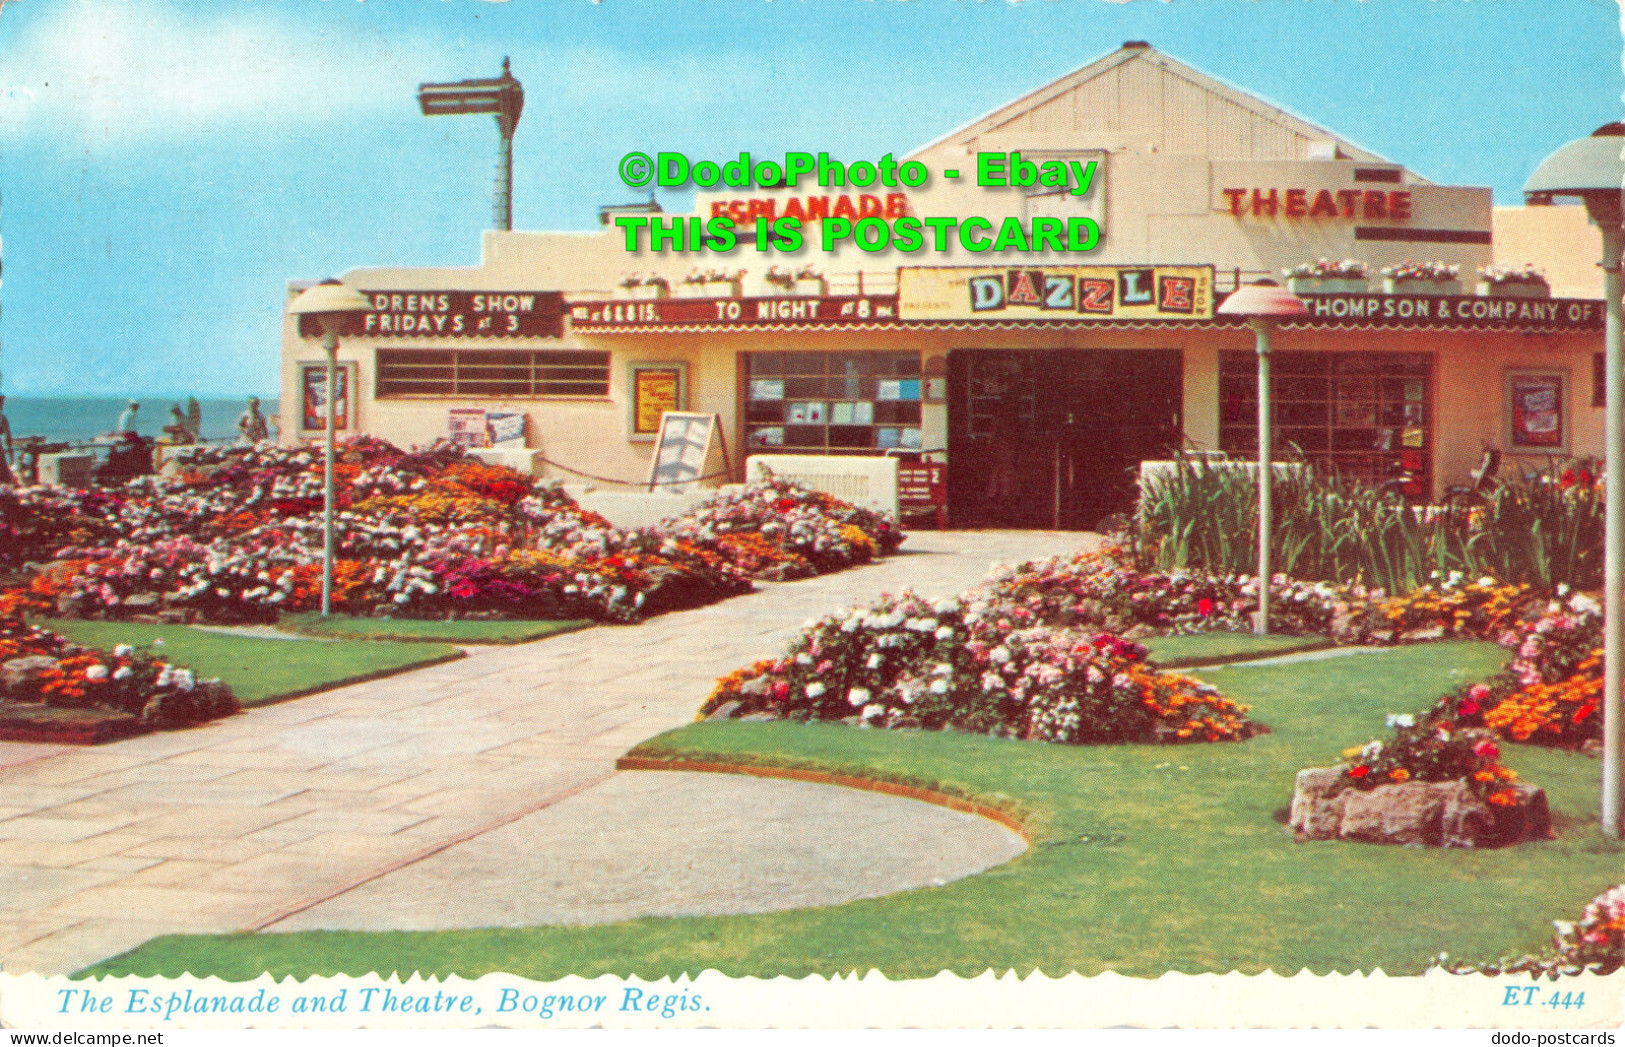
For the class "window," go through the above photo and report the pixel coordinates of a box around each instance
[1220,350,1432,495]
[744,350,922,454]
[376,349,609,398]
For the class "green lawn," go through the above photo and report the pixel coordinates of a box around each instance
[278,613,592,645]
[82,639,1624,981]
[1143,630,1332,668]
[38,619,463,707]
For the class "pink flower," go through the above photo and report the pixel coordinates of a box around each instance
[1473,739,1499,760]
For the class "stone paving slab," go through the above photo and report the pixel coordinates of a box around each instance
[270,771,1026,933]
[0,530,1091,974]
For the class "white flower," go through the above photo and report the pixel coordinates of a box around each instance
[861,703,885,720]
[112,644,133,658]
[84,664,109,681]
[795,653,813,665]
[932,663,953,676]
[866,653,883,669]
[1557,583,1571,598]
[847,687,870,706]
[935,626,954,641]
[112,666,133,681]
[929,679,949,695]
[805,682,826,699]
[152,638,164,648]
[990,647,1011,665]
[1386,713,1415,729]
[1477,577,1496,588]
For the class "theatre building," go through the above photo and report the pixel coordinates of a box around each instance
[281,41,1604,529]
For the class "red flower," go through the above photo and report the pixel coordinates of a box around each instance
[1459,698,1480,716]
[1197,598,1214,617]
[1473,739,1499,759]
[1349,765,1371,778]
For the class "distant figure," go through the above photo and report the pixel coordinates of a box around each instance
[162,404,195,444]
[185,398,202,442]
[0,395,14,484]
[237,397,270,444]
[115,400,140,437]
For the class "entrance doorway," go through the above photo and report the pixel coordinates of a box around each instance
[947,348,1183,530]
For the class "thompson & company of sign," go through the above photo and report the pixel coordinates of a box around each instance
[1294,293,1602,329]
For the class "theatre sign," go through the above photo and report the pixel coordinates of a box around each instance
[898,265,1215,321]
[569,294,899,328]
[296,290,566,338]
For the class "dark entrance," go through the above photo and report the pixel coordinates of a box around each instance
[947,348,1183,530]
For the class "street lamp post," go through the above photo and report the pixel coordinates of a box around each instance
[287,279,374,617]
[1216,281,1311,635]
[1526,123,1625,837]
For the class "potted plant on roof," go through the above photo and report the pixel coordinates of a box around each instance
[1478,265,1551,300]
[748,265,795,298]
[792,264,827,297]
[619,273,670,300]
[1284,259,1368,295]
[1381,260,1462,296]
[676,268,710,299]
[703,267,745,298]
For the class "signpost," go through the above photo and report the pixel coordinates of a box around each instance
[419,59,525,232]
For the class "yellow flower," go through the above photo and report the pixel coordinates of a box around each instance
[1389,767,1411,783]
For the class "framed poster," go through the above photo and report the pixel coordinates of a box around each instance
[631,363,686,437]
[1506,370,1567,453]
[300,361,354,434]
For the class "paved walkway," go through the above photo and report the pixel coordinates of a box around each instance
[0,530,1091,974]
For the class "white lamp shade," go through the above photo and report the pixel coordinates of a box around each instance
[288,281,374,318]
[1217,282,1311,319]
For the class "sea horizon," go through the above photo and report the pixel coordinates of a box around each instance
[3,395,282,446]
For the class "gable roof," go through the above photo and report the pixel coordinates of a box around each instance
[910,43,1404,171]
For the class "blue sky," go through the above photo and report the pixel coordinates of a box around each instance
[0,0,1619,397]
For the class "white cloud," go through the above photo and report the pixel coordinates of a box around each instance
[0,0,434,142]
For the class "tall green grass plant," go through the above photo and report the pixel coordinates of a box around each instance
[1137,457,1602,594]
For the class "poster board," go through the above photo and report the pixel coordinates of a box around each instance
[448,408,488,448]
[449,408,529,449]
[647,411,729,491]
[299,361,354,434]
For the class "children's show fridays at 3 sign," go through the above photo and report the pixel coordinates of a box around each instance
[4,0,1625,1035]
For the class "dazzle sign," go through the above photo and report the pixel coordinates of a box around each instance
[898,265,1214,322]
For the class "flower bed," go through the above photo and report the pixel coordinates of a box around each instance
[701,585,1265,745]
[973,545,1379,640]
[660,478,902,580]
[1436,884,1625,978]
[1379,572,1536,642]
[0,617,238,741]
[0,439,902,625]
[1429,588,1604,748]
